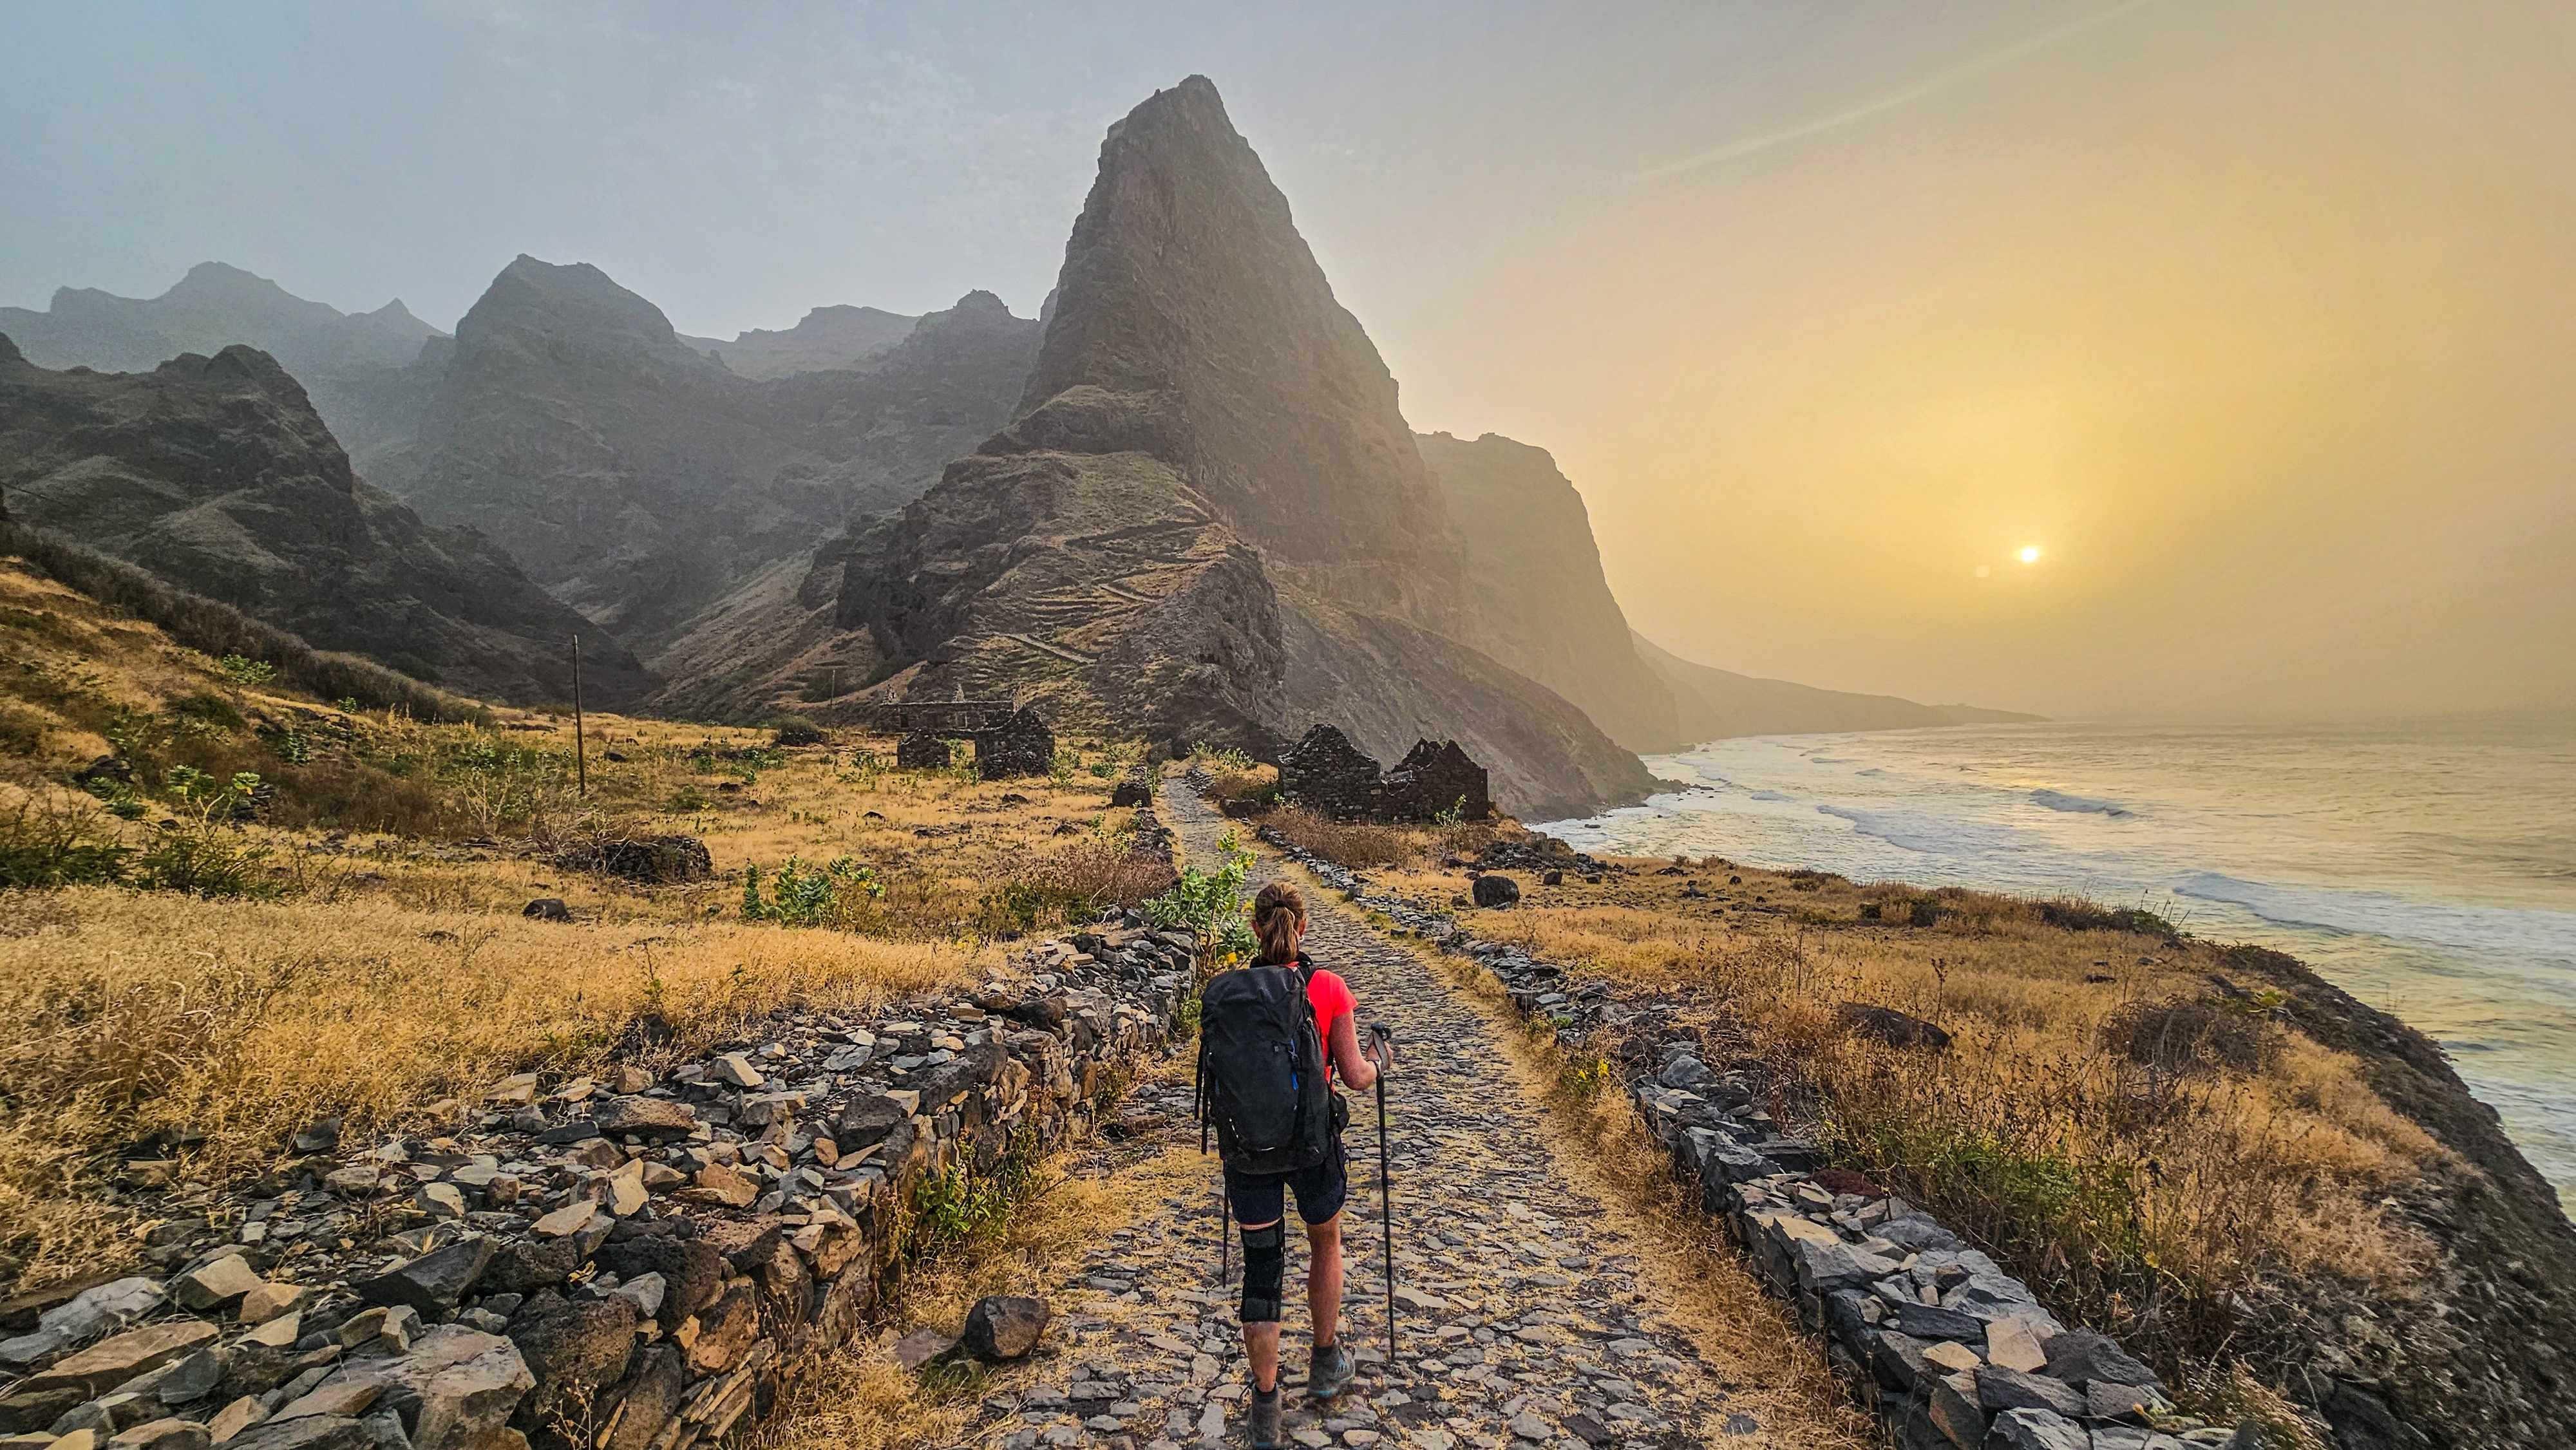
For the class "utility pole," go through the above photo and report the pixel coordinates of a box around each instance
[572,635,588,798]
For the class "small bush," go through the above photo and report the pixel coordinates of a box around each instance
[2036,896,2179,939]
[741,855,886,927]
[2099,996,2269,1076]
[0,800,133,888]
[214,655,276,686]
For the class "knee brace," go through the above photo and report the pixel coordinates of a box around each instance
[1238,1221,1285,1324]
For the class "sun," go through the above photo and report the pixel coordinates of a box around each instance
[2018,545,2043,564]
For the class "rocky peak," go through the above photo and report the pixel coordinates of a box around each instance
[453,255,709,370]
[361,297,440,340]
[1021,75,1463,623]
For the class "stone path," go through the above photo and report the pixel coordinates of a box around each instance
[978,786,1764,1450]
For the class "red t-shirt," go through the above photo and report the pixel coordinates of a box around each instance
[1304,966,1358,1083]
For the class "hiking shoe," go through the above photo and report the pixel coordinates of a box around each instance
[1247,1384,1284,1449]
[1308,1341,1354,1400]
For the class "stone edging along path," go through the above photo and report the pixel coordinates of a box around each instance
[0,801,1196,1450]
[1249,818,2258,1450]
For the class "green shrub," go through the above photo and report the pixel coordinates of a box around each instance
[215,655,276,686]
[0,800,133,887]
[741,855,886,927]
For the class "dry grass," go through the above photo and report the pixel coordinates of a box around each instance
[0,888,976,1283]
[0,560,1181,1291]
[1256,804,1506,872]
[1412,852,2439,1388]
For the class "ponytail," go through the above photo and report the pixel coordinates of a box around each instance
[1252,881,1306,965]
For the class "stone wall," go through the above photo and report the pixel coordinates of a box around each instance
[971,710,1055,782]
[0,932,1195,1450]
[1277,726,1491,822]
[1253,822,2246,1450]
[893,730,951,771]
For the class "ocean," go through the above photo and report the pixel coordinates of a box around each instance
[1533,716,2576,1209]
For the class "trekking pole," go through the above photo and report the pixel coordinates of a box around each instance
[1370,1021,1395,1362]
[1219,1180,1232,1285]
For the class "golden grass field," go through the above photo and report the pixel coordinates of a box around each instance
[0,554,1171,1289]
[1253,796,2430,1433]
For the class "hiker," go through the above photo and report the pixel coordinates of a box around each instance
[1197,880,1390,1447]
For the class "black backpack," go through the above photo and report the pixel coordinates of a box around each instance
[1195,957,1334,1175]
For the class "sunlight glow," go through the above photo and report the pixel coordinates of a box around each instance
[2018,545,2043,563]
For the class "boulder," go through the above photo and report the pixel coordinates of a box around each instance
[1976,1366,2087,1418]
[890,1328,954,1371]
[589,1098,694,1142]
[356,1238,495,1319]
[0,1279,168,1368]
[591,1239,723,1328]
[677,1163,757,1210]
[1986,1408,2092,1450]
[682,1288,758,1377]
[477,1239,580,1297]
[505,1298,635,1426]
[1470,874,1520,909]
[343,1327,532,1450]
[598,836,711,885]
[2038,1330,2159,1391]
[149,1348,227,1405]
[1832,1003,1953,1051]
[0,1387,84,1433]
[960,1296,1048,1361]
[23,1322,218,1397]
[223,1415,372,1450]
[596,1346,685,1450]
[108,1418,211,1450]
[520,899,571,922]
[174,1256,265,1312]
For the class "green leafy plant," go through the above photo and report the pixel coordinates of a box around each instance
[740,854,886,927]
[1146,828,1256,972]
[214,655,276,687]
[1048,747,1079,789]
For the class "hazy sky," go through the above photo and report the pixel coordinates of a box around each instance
[5,1,2570,720]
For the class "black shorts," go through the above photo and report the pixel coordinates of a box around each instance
[1224,1136,1349,1227]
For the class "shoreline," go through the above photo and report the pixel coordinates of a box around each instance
[1539,720,2576,1212]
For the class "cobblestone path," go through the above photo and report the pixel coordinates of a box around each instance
[980,786,1768,1450]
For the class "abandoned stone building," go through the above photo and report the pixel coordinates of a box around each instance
[1278,724,1492,821]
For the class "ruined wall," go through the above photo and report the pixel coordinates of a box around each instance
[1278,725,1490,822]
[0,930,1195,1450]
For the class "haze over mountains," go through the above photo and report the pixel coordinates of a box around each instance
[0,75,2033,816]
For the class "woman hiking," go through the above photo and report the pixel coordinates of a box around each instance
[1195,881,1389,1449]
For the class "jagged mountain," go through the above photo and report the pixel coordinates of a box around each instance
[0,261,440,379]
[681,304,916,379]
[0,333,648,705]
[840,77,1656,818]
[372,258,1040,649]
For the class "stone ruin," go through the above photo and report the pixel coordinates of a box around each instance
[971,709,1054,781]
[888,710,1054,782]
[1277,724,1492,822]
[894,731,952,771]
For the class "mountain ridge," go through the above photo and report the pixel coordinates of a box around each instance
[0,330,648,705]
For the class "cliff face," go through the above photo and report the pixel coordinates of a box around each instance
[842,78,1655,819]
[0,333,647,704]
[1416,431,1684,752]
[378,259,1039,648]
[1018,76,1464,627]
